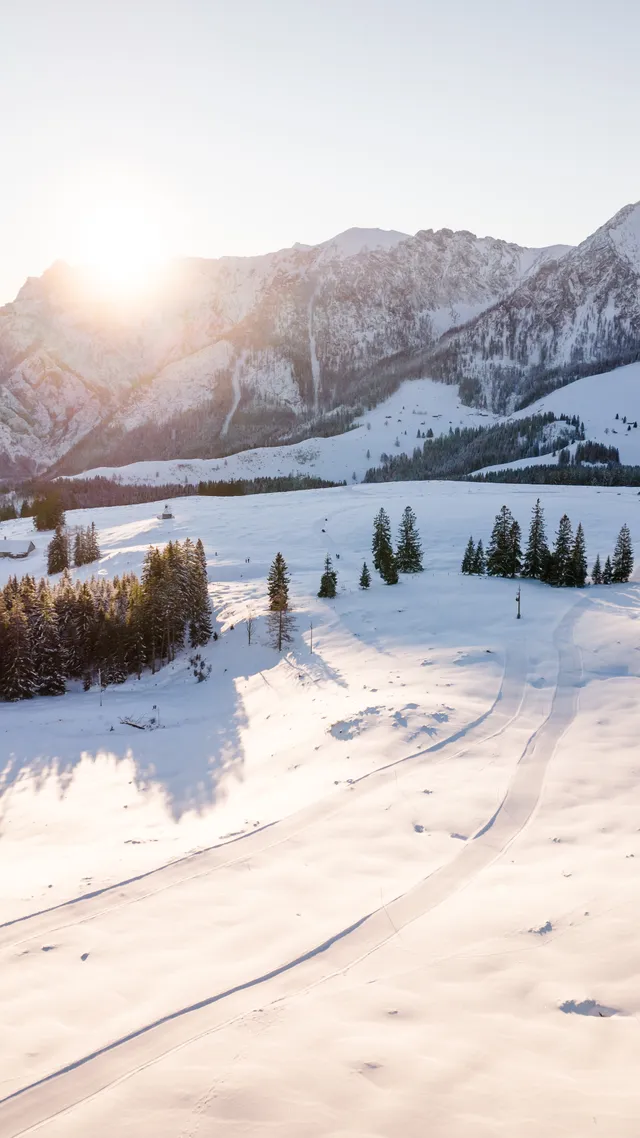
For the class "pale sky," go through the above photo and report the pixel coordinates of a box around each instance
[1,0,639,303]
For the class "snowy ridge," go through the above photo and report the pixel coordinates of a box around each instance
[0,217,578,476]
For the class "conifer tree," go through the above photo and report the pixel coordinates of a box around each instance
[267,553,290,610]
[461,536,476,574]
[591,554,603,585]
[73,530,85,567]
[359,561,371,589]
[472,539,486,575]
[372,508,393,573]
[602,555,613,584]
[507,520,522,578]
[1,597,36,701]
[550,514,573,586]
[318,554,338,598]
[87,522,101,563]
[612,524,633,583]
[47,525,70,574]
[395,506,423,572]
[188,538,213,647]
[487,506,516,577]
[379,548,398,584]
[567,523,587,587]
[522,498,548,579]
[32,588,66,695]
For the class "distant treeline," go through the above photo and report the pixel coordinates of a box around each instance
[197,475,346,496]
[0,473,346,517]
[470,465,640,487]
[364,413,584,482]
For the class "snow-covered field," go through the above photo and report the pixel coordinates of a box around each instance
[1,481,640,1137]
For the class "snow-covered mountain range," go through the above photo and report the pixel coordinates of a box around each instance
[1,203,638,479]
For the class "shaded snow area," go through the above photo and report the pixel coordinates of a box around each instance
[1,481,640,1136]
[70,377,500,486]
[473,361,640,476]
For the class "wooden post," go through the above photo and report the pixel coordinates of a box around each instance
[516,586,521,619]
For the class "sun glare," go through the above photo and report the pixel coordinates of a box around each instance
[63,194,172,304]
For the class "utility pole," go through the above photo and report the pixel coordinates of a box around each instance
[516,586,521,620]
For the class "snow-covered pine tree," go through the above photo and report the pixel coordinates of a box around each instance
[47,525,70,574]
[379,545,399,584]
[472,539,486,575]
[359,561,371,589]
[32,585,66,695]
[73,530,85,567]
[461,536,475,574]
[1,596,36,701]
[507,520,522,578]
[612,524,633,583]
[267,552,290,611]
[372,508,393,573]
[591,554,603,585]
[318,554,338,598]
[88,522,101,563]
[487,506,515,577]
[395,506,423,572]
[567,523,587,587]
[550,514,573,586]
[602,555,613,584]
[522,498,548,578]
[187,538,213,647]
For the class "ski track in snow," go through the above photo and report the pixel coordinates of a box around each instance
[0,639,524,950]
[0,599,588,1138]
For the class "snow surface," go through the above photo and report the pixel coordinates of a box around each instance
[1,481,640,1136]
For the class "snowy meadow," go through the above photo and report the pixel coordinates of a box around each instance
[0,480,639,1137]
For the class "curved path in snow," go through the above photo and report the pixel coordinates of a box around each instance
[0,600,587,1137]
[0,637,527,952]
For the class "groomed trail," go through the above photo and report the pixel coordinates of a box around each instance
[0,599,587,1138]
[0,637,528,951]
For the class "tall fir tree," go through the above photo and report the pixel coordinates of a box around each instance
[187,538,213,647]
[461,537,476,574]
[507,521,522,578]
[612,524,633,583]
[47,525,70,574]
[318,555,338,598]
[591,554,603,585]
[487,506,516,577]
[267,552,290,611]
[1,597,36,701]
[32,587,66,695]
[372,509,393,574]
[87,522,101,563]
[359,561,371,589]
[550,514,573,586]
[472,539,486,575]
[395,506,423,572]
[522,498,548,579]
[567,523,587,587]
[602,555,613,584]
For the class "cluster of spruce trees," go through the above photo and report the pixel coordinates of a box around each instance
[0,538,213,702]
[368,506,423,585]
[48,523,101,573]
[462,500,633,587]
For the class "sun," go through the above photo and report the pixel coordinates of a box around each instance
[63,194,173,304]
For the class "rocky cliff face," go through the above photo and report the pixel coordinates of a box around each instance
[7,209,634,478]
[426,203,640,412]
